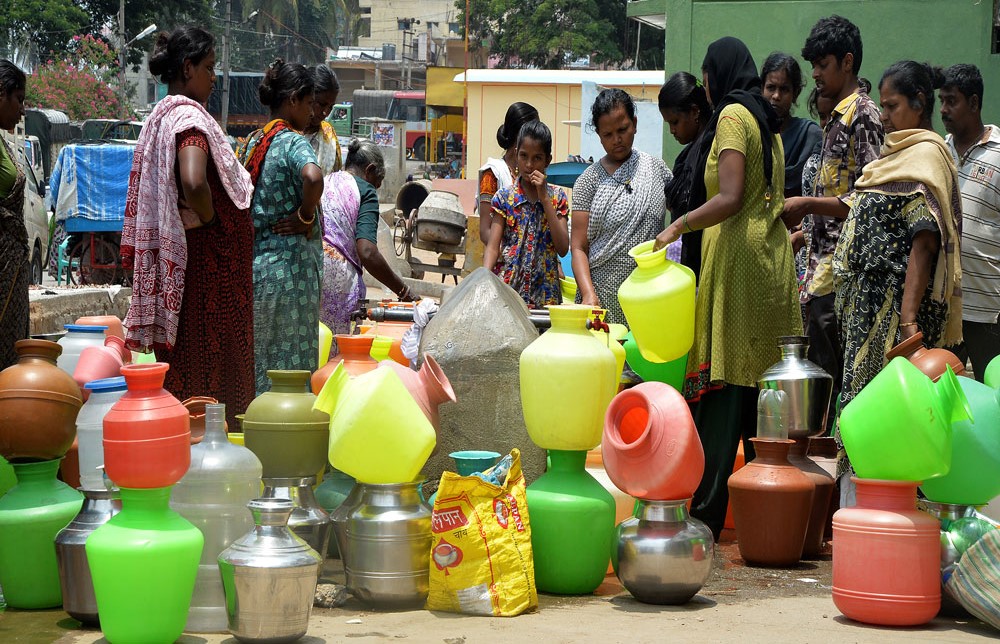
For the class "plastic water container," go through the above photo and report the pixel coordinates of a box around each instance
[170,404,262,633]
[76,377,128,491]
[57,324,108,377]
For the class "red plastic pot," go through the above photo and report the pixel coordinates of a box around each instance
[73,336,130,401]
[102,363,190,488]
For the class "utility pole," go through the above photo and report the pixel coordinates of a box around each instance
[119,0,127,117]
[220,0,232,131]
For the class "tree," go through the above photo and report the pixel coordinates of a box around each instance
[0,0,90,67]
[25,34,129,119]
[459,0,663,70]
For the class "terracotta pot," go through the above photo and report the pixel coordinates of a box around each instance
[60,438,81,489]
[376,354,456,432]
[73,336,130,401]
[311,334,377,394]
[0,340,83,461]
[886,331,965,382]
[102,363,191,488]
[788,438,835,557]
[727,438,815,567]
[75,316,125,341]
[182,396,227,444]
[807,436,839,541]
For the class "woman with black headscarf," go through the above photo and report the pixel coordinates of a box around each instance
[653,37,802,540]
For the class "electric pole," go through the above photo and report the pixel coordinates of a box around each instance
[119,0,127,117]
[220,0,232,131]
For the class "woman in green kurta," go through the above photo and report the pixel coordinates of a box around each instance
[0,61,28,371]
[238,60,324,395]
[655,37,802,540]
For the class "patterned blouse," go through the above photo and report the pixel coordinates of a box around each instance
[490,179,569,308]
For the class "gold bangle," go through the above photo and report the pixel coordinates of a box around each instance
[682,212,694,234]
[899,322,918,328]
[297,209,316,226]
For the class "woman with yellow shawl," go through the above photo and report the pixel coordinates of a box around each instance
[789,61,963,501]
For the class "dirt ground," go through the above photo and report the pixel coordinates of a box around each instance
[3,531,994,644]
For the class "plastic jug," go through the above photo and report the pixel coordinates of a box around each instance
[832,478,940,626]
[318,321,333,368]
[315,362,436,484]
[73,336,130,399]
[840,359,971,481]
[57,324,108,377]
[171,404,262,633]
[519,305,617,451]
[589,312,625,385]
[623,332,687,391]
[920,376,1000,505]
[617,240,696,363]
[601,382,704,500]
[77,376,127,491]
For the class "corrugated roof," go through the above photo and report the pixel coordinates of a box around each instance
[452,69,665,85]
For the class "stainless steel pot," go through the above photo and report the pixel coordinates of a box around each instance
[613,499,714,605]
[758,335,834,439]
[54,488,121,625]
[261,476,331,561]
[218,498,322,643]
[338,481,431,607]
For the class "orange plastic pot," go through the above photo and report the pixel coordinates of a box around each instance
[103,363,191,488]
[311,335,377,394]
[182,396,226,444]
[601,382,703,500]
[75,316,125,341]
[832,478,940,626]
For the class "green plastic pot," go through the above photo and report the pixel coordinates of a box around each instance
[526,450,615,594]
[623,331,687,390]
[0,459,83,608]
[87,487,202,643]
[985,355,1000,389]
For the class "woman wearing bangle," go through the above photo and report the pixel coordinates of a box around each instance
[122,27,255,427]
[238,59,325,394]
[319,138,415,340]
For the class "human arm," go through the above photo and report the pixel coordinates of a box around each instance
[899,229,941,340]
[570,210,598,306]
[273,143,324,237]
[782,195,851,227]
[654,148,745,250]
[177,144,215,228]
[357,238,415,301]
[482,212,505,271]
[532,174,569,256]
[478,169,499,244]
[790,228,805,253]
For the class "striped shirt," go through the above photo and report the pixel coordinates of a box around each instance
[947,125,1000,323]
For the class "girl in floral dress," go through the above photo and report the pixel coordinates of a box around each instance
[482,120,569,308]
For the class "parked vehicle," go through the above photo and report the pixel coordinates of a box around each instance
[1,125,49,285]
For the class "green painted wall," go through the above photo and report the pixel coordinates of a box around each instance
[662,0,1000,161]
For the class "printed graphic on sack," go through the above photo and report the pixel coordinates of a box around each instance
[425,449,537,616]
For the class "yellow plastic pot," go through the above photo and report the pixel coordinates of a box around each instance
[520,305,617,451]
[319,322,333,367]
[314,362,436,484]
[560,276,577,303]
[840,359,971,481]
[588,312,626,385]
[617,240,696,363]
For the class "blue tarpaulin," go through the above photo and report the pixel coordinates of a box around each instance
[49,143,136,228]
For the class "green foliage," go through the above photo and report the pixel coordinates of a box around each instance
[0,0,89,61]
[25,34,130,119]
[458,0,663,69]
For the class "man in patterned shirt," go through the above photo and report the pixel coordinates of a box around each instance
[783,15,884,420]
[941,64,1000,381]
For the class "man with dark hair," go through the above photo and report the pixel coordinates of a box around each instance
[784,14,884,431]
[941,63,1000,381]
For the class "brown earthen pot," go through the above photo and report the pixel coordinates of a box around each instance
[182,396,228,444]
[788,438,835,558]
[727,438,815,567]
[886,331,965,382]
[0,340,83,461]
[807,436,839,541]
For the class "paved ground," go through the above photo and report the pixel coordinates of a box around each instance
[3,533,994,644]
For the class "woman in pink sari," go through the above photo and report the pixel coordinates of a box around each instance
[320,138,415,336]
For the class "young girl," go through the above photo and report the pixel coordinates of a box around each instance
[482,120,569,308]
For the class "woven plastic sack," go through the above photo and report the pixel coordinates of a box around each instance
[425,448,537,616]
[947,528,1000,631]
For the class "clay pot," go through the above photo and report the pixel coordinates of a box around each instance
[788,438,835,557]
[73,336,131,400]
[727,438,815,567]
[75,316,125,341]
[376,354,456,432]
[886,331,965,382]
[182,396,227,444]
[102,363,191,488]
[60,439,81,489]
[311,335,377,394]
[0,340,83,461]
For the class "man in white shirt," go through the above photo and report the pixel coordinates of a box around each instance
[941,64,1000,381]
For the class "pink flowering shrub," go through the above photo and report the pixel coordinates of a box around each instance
[25,34,132,119]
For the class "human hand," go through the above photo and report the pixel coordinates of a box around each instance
[272,210,314,238]
[790,229,805,253]
[580,290,600,307]
[527,170,547,193]
[782,197,809,228]
[899,323,920,340]
[653,221,682,251]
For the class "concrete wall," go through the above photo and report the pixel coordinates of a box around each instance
[661,0,1000,162]
[357,0,456,54]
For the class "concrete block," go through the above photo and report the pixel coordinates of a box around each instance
[29,286,131,336]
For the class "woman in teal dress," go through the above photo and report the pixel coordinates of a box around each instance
[238,59,324,394]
